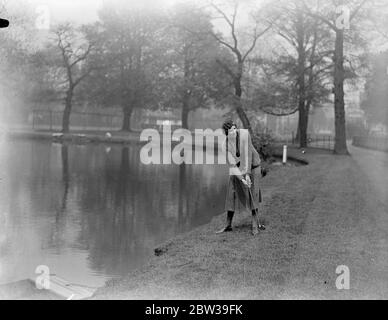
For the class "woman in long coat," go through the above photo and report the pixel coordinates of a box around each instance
[216,120,265,235]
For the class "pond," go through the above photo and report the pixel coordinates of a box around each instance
[0,138,228,291]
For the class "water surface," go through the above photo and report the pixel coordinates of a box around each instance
[0,139,228,289]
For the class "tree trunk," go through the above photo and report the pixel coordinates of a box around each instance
[182,47,190,130]
[305,100,311,136]
[296,9,307,148]
[303,21,317,148]
[62,90,73,133]
[235,103,251,133]
[333,29,349,155]
[182,102,189,129]
[122,107,133,132]
[234,76,252,133]
[296,120,300,143]
[60,144,69,213]
[298,107,308,148]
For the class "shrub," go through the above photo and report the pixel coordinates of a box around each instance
[252,130,274,162]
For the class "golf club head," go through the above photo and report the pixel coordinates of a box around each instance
[0,18,9,28]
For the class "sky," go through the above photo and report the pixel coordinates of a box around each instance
[18,0,263,51]
[26,0,188,24]
[23,0,262,29]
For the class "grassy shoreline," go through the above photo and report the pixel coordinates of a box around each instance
[3,129,141,144]
[92,147,387,299]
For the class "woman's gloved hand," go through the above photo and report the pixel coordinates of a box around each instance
[245,174,252,188]
[261,166,268,178]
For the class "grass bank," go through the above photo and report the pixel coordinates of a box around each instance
[93,147,387,299]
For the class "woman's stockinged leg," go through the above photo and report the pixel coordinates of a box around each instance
[216,211,234,234]
[251,209,259,235]
[227,211,234,228]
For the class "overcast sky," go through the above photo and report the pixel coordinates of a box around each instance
[20,0,263,47]
[27,0,104,23]
[27,0,190,23]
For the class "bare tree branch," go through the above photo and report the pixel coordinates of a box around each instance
[242,24,272,62]
[301,0,337,30]
[350,0,369,21]
[70,43,93,68]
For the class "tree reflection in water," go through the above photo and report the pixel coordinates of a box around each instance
[0,140,227,285]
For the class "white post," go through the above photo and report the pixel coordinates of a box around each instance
[282,145,287,165]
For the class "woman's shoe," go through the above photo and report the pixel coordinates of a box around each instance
[258,224,266,231]
[216,226,233,234]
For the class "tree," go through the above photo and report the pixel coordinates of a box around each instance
[263,0,332,147]
[48,23,96,133]
[206,0,274,133]
[162,3,232,129]
[86,2,166,131]
[302,0,369,154]
[0,1,41,121]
